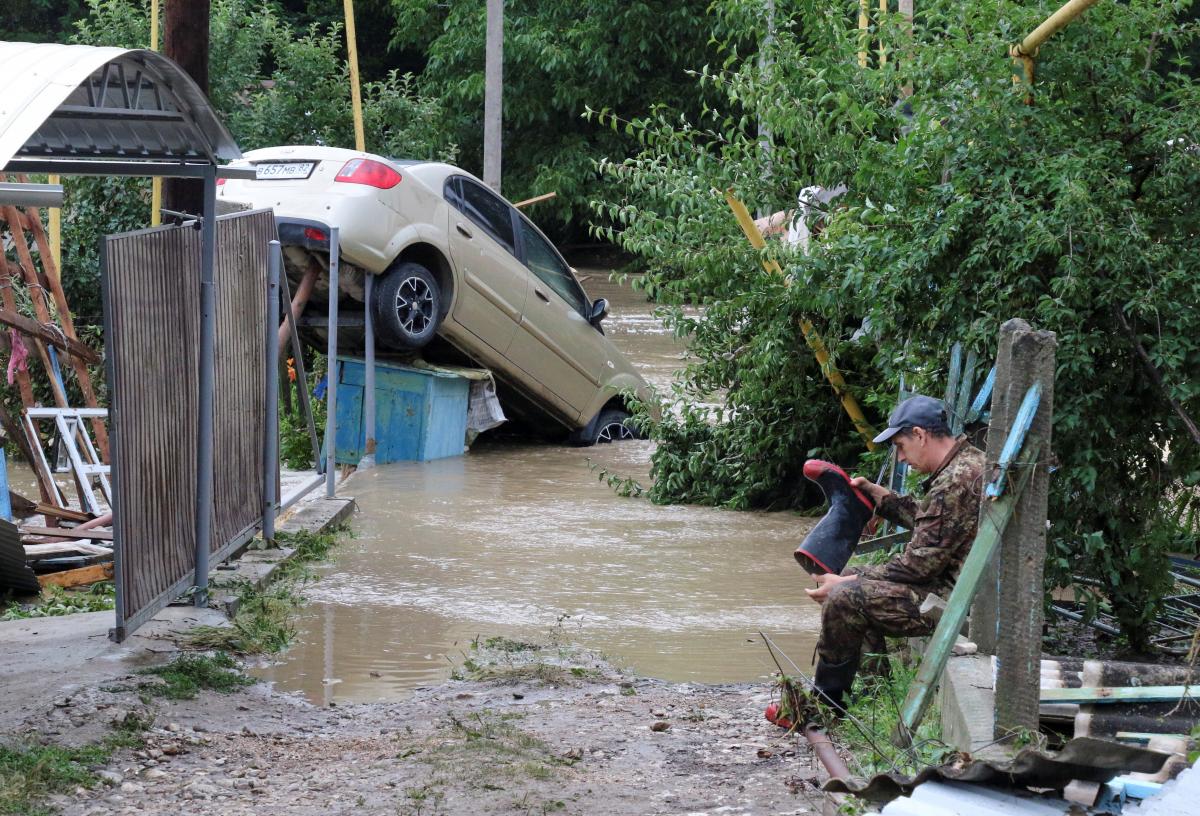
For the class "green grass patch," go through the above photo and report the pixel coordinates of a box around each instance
[187,526,347,654]
[189,581,301,654]
[1,584,115,621]
[138,652,254,700]
[0,718,145,815]
[829,651,954,778]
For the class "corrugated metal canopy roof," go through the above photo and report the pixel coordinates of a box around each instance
[0,41,240,173]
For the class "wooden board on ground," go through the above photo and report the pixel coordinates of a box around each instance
[35,503,92,523]
[21,526,113,541]
[23,541,112,560]
[37,562,113,588]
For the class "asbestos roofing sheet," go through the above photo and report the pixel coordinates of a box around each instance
[0,41,239,170]
[882,780,1076,816]
[826,736,1173,802]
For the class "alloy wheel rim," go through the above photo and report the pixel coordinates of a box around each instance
[395,276,435,335]
[596,421,634,443]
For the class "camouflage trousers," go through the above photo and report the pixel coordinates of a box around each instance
[816,579,936,667]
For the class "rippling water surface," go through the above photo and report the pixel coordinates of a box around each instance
[254,271,821,704]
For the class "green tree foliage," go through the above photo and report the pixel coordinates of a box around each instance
[593,0,1200,646]
[0,0,89,41]
[387,0,719,232]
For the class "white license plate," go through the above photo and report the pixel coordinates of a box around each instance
[254,162,314,180]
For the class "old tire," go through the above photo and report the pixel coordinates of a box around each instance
[371,261,441,350]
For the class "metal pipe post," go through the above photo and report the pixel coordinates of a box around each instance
[361,271,376,469]
[263,241,281,542]
[194,167,217,606]
[324,227,340,498]
[804,725,851,781]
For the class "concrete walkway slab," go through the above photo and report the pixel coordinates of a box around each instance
[0,605,228,733]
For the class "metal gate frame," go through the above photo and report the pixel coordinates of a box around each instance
[102,206,275,641]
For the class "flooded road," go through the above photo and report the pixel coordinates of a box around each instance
[255,271,822,704]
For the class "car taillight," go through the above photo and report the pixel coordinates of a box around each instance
[215,177,226,187]
[304,227,328,243]
[334,158,402,189]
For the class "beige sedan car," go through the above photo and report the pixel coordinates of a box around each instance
[218,145,650,444]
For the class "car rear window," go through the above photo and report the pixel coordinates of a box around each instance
[456,179,516,255]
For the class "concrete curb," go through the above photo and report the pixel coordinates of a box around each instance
[210,497,356,617]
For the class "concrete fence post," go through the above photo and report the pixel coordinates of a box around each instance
[970,318,1056,740]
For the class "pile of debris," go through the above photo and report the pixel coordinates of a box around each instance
[0,181,112,597]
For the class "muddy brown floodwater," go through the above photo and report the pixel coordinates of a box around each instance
[255,271,821,704]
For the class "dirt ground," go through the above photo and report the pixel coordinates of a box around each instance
[25,644,831,816]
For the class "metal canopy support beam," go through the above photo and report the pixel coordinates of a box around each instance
[263,241,281,543]
[325,227,340,498]
[194,165,217,607]
[0,182,63,208]
[3,160,215,178]
[362,271,376,468]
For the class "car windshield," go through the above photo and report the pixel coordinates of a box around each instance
[518,218,588,316]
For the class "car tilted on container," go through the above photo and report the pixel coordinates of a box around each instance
[217,145,649,445]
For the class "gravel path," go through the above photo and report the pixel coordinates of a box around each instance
[29,647,830,816]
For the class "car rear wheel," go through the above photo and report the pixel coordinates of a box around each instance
[372,261,441,350]
[590,408,638,444]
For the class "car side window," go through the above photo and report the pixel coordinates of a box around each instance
[453,178,516,255]
[518,218,588,316]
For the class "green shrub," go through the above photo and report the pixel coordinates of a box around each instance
[593,0,1200,647]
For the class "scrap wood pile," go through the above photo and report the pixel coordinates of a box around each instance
[0,176,113,596]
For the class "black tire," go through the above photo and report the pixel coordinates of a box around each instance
[589,408,639,445]
[371,261,442,350]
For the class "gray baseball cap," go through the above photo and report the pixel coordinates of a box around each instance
[873,395,951,444]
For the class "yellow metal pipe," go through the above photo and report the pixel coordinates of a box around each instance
[858,0,869,68]
[150,0,161,226]
[725,191,879,451]
[1017,0,1101,58]
[343,0,366,152]
[878,0,887,67]
[47,175,61,274]
[1009,0,1098,101]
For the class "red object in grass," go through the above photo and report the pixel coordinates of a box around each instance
[764,703,794,730]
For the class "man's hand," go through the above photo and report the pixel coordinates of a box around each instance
[850,476,890,506]
[805,572,858,605]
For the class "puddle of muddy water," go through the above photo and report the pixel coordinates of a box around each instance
[255,271,823,704]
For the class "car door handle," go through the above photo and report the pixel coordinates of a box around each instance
[534,289,550,303]
[456,222,473,239]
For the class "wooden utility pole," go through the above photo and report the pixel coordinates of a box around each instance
[163,0,210,218]
[483,0,503,192]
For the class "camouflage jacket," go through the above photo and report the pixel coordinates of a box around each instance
[847,438,985,597]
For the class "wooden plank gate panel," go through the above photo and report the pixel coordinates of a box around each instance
[103,210,274,640]
[211,210,272,552]
[103,223,201,638]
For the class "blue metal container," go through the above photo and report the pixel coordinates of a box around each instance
[333,357,469,464]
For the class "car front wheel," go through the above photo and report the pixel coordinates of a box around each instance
[372,261,441,350]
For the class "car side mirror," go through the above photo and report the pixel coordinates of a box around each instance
[589,298,609,326]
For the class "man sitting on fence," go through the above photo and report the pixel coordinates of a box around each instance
[804,395,985,713]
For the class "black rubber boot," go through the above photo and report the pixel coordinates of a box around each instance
[813,656,860,714]
[794,460,876,575]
